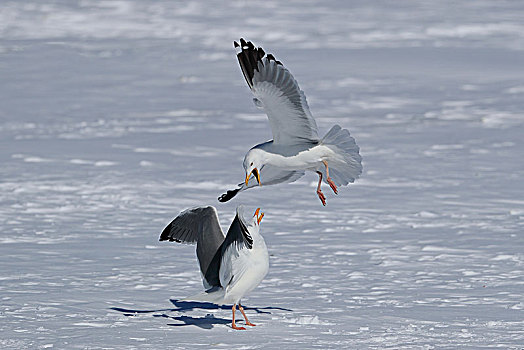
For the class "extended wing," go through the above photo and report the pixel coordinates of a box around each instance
[235,39,319,145]
[218,165,305,202]
[159,206,225,289]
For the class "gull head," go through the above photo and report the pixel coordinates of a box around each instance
[236,205,264,232]
[243,149,265,187]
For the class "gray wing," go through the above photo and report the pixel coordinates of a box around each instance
[235,39,319,145]
[159,206,225,288]
[218,165,305,202]
[252,164,306,187]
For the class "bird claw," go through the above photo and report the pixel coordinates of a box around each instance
[327,177,338,194]
[316,189,326,206]
[246,322,256,327]
[232,325,246,330]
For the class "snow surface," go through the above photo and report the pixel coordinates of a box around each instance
[1,1,523,349]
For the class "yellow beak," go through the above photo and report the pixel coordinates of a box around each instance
[245,168,262,186]
[254,208,264,224]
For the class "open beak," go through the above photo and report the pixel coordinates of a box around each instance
[245,168,262,186]
[253,208,264,224]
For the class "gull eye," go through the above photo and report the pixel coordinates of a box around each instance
[250,162,253,166]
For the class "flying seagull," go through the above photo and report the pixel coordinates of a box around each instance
[218,39,363,206]
[159,205,269,330]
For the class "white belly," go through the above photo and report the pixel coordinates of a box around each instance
[223,238,269,304]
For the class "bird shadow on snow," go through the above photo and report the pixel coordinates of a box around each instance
[110,299,292,330]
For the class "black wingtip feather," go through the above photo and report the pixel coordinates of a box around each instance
[237,216,253,249]
[266,53,282,65]
[222,213,254,253]
[159,222,172,241]
[218,188,241,202]
[235,39,279,88]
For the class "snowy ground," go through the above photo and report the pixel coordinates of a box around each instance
[1,1,524,349]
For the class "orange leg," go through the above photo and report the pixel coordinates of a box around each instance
[238,304,256,327]
[322,160,338,194]
[316,171,326,206]
[231,304,246,330]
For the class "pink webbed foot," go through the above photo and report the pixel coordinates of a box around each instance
[327,177,338,194]
[317,189,326,206]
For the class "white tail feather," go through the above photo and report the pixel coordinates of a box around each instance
[182,287,226,304]
[321,125,363,186]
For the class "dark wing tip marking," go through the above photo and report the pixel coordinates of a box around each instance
[238,217,253,249]
[159,222,187,242]
[159,222,172,241]
[218,188,240,202]
[266,54,282,65]
[222,215,254,253]
[236,38,277,89]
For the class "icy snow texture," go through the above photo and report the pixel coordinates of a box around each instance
[1,1,523,349]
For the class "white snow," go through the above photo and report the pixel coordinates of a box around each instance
[1,0,524,349]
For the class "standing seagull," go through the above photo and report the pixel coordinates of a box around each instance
[219,39,362,206]
[159,205,269,330]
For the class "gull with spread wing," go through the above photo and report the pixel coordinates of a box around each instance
[159,205,268,330]
[219,39,362,205]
